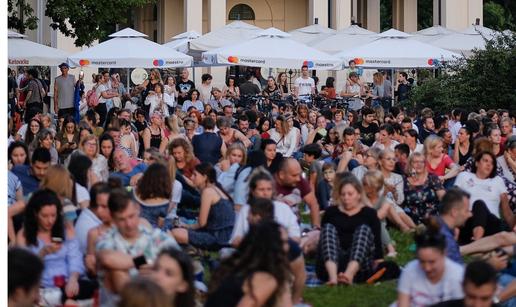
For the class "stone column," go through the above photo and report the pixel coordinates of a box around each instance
[332,0,352,30]
[392,0,417,33]
[309,0,329,27]
[207,0,227,89]
[184,0,203,33]
[366,0,381,33]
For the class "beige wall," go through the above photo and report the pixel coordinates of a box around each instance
[435,0,483,31]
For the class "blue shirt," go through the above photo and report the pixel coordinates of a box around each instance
[192,132,223,165]
[436,214,462,264]
[109,163,148,186]
[24,236,85,288]
[11,165,40,196]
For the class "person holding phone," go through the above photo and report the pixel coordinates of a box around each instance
[96,188,179,306]
[55,116,79,162]
[17,189,96,306]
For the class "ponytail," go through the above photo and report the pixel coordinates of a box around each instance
[195,162,234,204]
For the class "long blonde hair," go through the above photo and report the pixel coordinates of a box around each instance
[40,164,74,201]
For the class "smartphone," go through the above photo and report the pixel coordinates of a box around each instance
[79,71,84,79]
[133,255,147,269]
[69,142,75,146]
[348,146,354,151]
[52,237,62,243]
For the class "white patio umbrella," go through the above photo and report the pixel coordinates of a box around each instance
[333,29,461,69]
[202,28,343,70]
[306,25,377,55]
[163,30,201,54]
[410,25,457,42]
[287,24,336,44]
[188,20,264,62]
[8,30,71,66]
[426,25,500,56]
[67,28,193,68]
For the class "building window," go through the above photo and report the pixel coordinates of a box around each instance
[153,5,157,21]
[228,4,255,20]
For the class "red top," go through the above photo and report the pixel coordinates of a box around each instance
[427,153,454,177]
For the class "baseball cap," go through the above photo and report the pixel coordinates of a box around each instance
[211,87,221,94]
[349,72,359,77]
[58,63,70,68]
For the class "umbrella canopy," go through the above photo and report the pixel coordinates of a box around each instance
[287,24,336,44]
[188,20,264,61]
[426,25,500,56]
[8,30,72,66]
[306,25,377,55]
[410,25,457,42]
[67,28,193,68]
[202,28,343,70]
[163,30,201,54]
[333,29,460,69]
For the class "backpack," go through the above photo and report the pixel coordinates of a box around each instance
[86,86,100,107]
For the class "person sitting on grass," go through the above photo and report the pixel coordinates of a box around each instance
[431,260,498,307]
[362,169,397,258]
[302,143,323,195]
[315,172,383,285]
[232,197,306,306]
[205,220,291,307]
[171,163,235,250]
[317,162,336,211]
[396,217,465,307]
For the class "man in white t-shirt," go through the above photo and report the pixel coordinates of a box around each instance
[294,65,315,99]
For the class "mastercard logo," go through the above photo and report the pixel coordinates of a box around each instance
[79,59,90,66]
[153,59,164,66]
[228,56,239,63]
[353,58,364,65]
[303,61,314,68]
[428,59,439,66]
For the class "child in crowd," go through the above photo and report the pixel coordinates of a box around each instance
[317,162,336,211]
[303,144,323,193]
[347,60,363,88]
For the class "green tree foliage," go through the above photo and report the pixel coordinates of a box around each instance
[45,0,154,46]
[8,0,38,34]
[8,0,153,47]
[417,0,433,31]
[483,0,515,31]
[407,32,516,113]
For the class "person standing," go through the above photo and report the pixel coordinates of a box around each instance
[395,72,411,102]
[176,69,195,107]
[54,63,77,118]
[294,65,315,99]
[381,70,392,99]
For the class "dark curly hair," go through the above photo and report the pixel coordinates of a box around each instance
[23,189,65,247]
[207,220,290,307]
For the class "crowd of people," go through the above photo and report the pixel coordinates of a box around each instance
[8,63,516,307]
